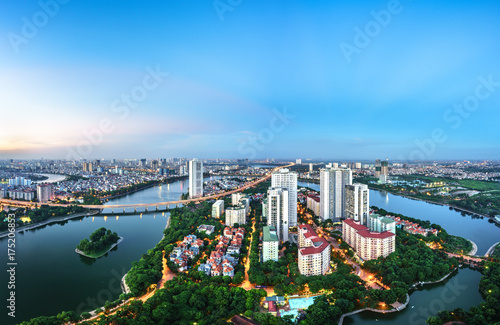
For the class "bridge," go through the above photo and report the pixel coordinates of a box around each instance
[0,163,294,213]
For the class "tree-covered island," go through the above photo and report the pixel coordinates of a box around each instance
[76,227,122,259]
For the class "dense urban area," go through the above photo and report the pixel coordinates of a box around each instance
[1,158,499,325]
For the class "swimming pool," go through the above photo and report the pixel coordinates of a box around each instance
[288,296,319,310]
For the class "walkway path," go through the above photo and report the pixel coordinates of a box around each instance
[467,239,478,256]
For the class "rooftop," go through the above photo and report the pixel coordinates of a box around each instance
[263,226,279,242]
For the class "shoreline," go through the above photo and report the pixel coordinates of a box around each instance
[100,176,188,202]
[75,236,124,259]
[485,241,500,257]
[121,213,172,296]
[467,239,478,256]
[0,210,99,239]
[369,186,492,219]
[339,267,459,325]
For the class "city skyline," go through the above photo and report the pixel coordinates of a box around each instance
[1,0,500,160]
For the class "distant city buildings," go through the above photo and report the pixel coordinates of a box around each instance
[320,168,352,221]
[375,159,389,183]
[345,183,369,225]
[271,168,297,227]
[298,224,330,276]
[189,159,203,198]
[342,218,395,261]
[212,200,225,218]
[262,226,279,262]
[8,176,32,186]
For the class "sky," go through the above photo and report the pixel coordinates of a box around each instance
[1,0,499,161]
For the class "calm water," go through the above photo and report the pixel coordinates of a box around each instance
[344,268,483,325]
[298,181,500,255]
[0,178,191,325]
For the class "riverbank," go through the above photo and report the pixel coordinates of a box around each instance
[339,267,458,325]
[485,241,500,257]
[368,186,493,219]
[0,210,99,239]
[100,176,188,202]
[467,239,478,256]
[75,236,124,259]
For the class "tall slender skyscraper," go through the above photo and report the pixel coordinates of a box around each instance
[320,168,352,221]
[271,168,297,227]
[375,159,381,178]
[189,159,203,198]
[345,183,369,225]
[267,187,289,242]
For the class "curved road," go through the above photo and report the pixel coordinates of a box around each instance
[1,163,294,209]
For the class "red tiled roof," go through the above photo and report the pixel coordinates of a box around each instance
[343,218,369,231]
[357,230,395,239]
[299,238,329,255]
[299,224,316,238]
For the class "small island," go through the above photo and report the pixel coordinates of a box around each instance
[76,227,123,258]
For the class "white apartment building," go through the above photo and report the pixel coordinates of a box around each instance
[368,214,396,234]
[342,219,395,261]
[298,224,330,276]
[267,187,289,242]
[189,159,203,198]
[37,184,54,203]
[262,226,279,262]
[320,168,352,221]
[271,168,297,227]
[345,183,369,225]
[212,200,225,218]
[225,206,246,226]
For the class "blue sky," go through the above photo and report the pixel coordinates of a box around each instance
[1,0,499,160]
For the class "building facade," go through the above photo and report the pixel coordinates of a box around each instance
[225,206,246,226]
[212,200,225,218]
[189,159,203,198]
[262,226,279,262]
[37,184,54,203]
[342,219,395,261]
[298,224,330,276]
[320,168,352,221]
[344,183,369,225]
[271,168,297,227]
[267,187,289,242]
[368,214,396,234]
